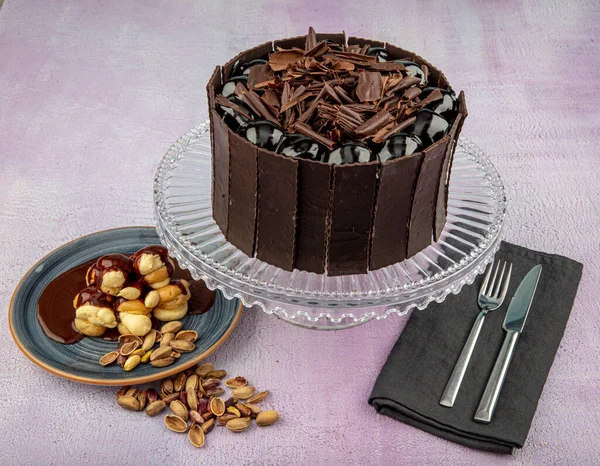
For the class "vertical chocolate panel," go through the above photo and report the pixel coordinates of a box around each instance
[256,151,298,271]
[227,132,258,256]
[435,92,468,239]
[295,159,332,274]
[348,36,386,49]
[385,43,415,60]
[328,162,379,276]
[370,153,424,270]
[407,138,449,258]
[207,65,221,110]
[211,109,230,234]
[274,35,307,50]
[316,32,346,47]
[222,41,273,80]
[207,66,221,211]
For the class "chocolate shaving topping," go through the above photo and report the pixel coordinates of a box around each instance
[215,94,254,121]
[294,122,336,149]
[354,109,394,137]
[372,116,417,143]
[356,71,383,102]
[218,27,456,147]
[247,64,275,89]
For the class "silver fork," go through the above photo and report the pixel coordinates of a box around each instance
[439,259,513,408]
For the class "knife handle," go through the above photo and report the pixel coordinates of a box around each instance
[440,310,487,407]
[474,330,519,423]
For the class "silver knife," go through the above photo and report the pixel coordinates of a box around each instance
[474,264,543,423]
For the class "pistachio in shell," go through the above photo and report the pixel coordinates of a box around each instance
[169,400,189,421]
[117,395,140,411]
[146,400,166,417]
[256,410,280,427]
[231,386,256,400]
[161,321,183,334]
[226,417,251,432]
[195,362,214,378]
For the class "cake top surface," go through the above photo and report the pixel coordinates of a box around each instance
[214,27,462,163]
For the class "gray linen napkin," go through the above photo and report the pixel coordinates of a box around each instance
[369,242,583,454]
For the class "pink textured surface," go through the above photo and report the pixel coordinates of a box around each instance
[1,0,599,464]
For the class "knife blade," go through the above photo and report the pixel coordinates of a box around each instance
[474,264,543,423]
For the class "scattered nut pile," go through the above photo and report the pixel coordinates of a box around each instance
[100,320,197,371]
[115,362,279,448]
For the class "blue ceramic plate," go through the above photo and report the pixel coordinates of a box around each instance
[9,227,243,385]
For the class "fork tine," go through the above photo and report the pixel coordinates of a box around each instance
[479,260,494,295]
[485,260,501,296]
[491,262,507,298]
[497,263,513,302]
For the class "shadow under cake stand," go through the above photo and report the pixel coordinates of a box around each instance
[154,121,506,330]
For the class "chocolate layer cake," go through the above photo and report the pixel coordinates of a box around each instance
[207,28,467,276]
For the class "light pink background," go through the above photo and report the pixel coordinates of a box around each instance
[1,1,599,464]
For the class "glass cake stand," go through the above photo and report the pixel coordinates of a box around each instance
[154,121,506,330]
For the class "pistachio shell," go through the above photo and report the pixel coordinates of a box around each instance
[160,321,183,334]
[256,410,280,427]
[169,400,189,421]
[99,351,119,366]
[175,330,198,342]
[120,341,140,357]
[146,400,166,417]
[160,378,174,396]
[209,397,225,416]
[226,417,251,432]
[117,395,140,411]
[173,372,187,392]
[247,390,269,404]
[188,424,205,448]
[206,370,227,379]
[225,376,248,388]
[185,375,199,392]
[115,386,130,398]
[136,390,147,410]
[118,334,143,345]
[187,388,198,411]
[231,386,256,400]
[164,414,188,433]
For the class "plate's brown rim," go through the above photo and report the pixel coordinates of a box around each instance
[8,226,244,386]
